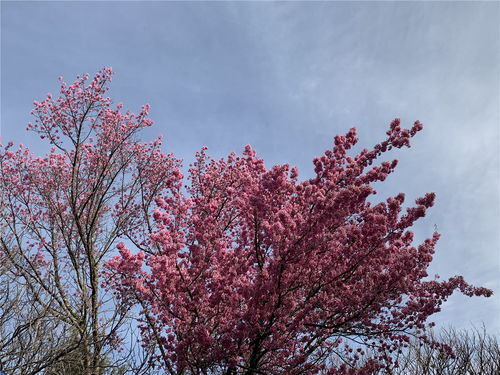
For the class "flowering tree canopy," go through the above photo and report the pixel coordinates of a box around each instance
[0,68,182,374]
[103,79,491,373]
[0,69,491,375]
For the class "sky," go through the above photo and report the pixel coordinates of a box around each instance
[1,1,499,334]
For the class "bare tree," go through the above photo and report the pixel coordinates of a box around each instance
[0,247,67,373]
[390,325,500,375]
[324,325,499,374]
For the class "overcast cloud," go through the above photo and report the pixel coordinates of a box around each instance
[1,1,499,333]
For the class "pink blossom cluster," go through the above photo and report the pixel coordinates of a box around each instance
[0,69,491,375]
[0,68,182,353]
[104,115,491,373]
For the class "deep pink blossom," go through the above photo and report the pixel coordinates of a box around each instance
[104,117,492,373]
[1,68,489,375]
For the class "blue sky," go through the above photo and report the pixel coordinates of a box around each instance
[1,1,499,334]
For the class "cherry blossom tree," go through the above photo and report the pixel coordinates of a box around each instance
[0,68,492,375]
[106,117,492,373]
[0,68,182,374]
